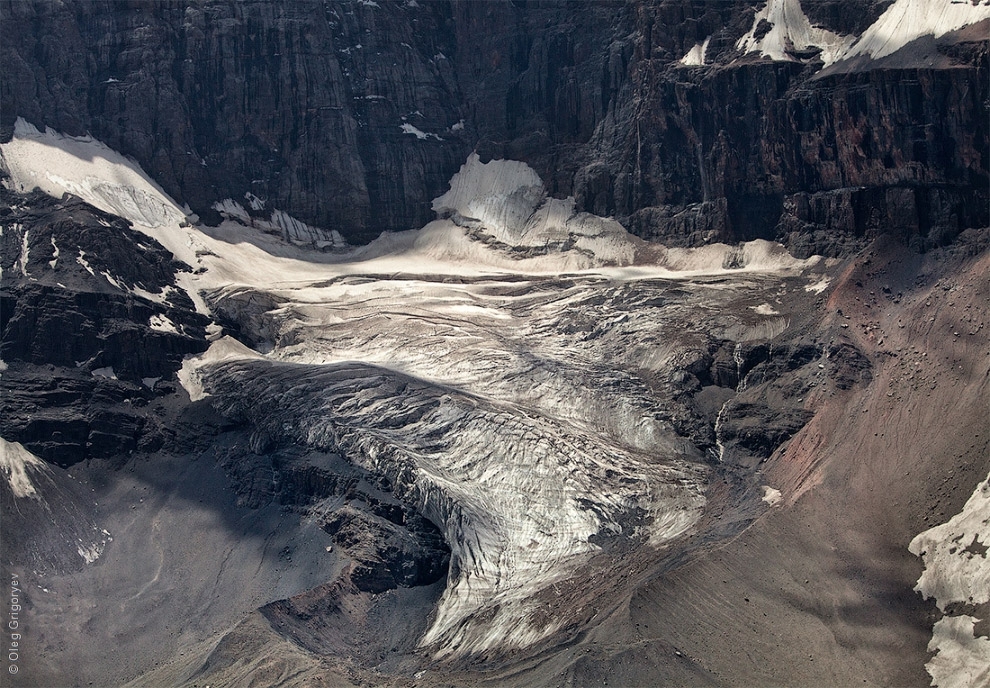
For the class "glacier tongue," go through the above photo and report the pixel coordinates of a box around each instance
[173,153,823,660]
[185,263,810,658]
[196,354,706,657]
[2,117,824,659]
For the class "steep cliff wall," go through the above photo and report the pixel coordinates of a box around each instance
[1,0,473,242]
[2,0,987,252]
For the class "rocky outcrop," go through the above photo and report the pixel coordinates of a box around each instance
[212,430,451,595]
[0,189,208,372]
[2,1,986,252]
[0,187,210,463]
[322,503,450,593]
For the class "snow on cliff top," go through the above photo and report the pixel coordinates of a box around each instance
[736,0,990,67]
[1,120,825,289]
[0,118,186,228]
[736,0,853,66]
[844,0,990,61]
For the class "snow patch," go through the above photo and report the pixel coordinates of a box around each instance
[843,0,990,61]
[205,322,224,341]
[736,0,854,66]
[18,229,30,276]
[178,336,265,402]
[400,123,443,141]
[910,472,990,611]
[680,36,711,66]
[76,251,95,276]
[100,270,123,290]
[659,240,818,274]
[149,314,180,334]
[0,438,49,499]
[92,367,117,379]
[761,485,782,506]
[805,277,830,293]
[131,285,172,304]
[0,118,185,228]
[910,471,990,687]
[77,540,105,565]
[49,236,60,269]
[924,615,990,688]
[752,303,780,316]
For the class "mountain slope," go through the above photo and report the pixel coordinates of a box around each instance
[2,2,989,686]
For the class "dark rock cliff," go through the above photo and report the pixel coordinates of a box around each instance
[2,0,986,252]
[1,0,473,242]
[0,187,210,463]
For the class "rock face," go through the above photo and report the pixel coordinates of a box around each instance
[0,187,211,464]
[2,0,986,251]
[1,0,473,243]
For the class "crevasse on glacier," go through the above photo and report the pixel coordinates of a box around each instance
[2,126,824,659]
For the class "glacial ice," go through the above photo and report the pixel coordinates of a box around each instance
[2,125,833,659]
[212,198,348,248]
[431,153,546,240]
[0,118,186,229]
[910,472,990,610]
[736,0,990,68]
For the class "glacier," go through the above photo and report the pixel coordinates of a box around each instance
[2,123,832,660]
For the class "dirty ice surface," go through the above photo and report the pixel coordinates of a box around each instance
[1,125,833,659]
